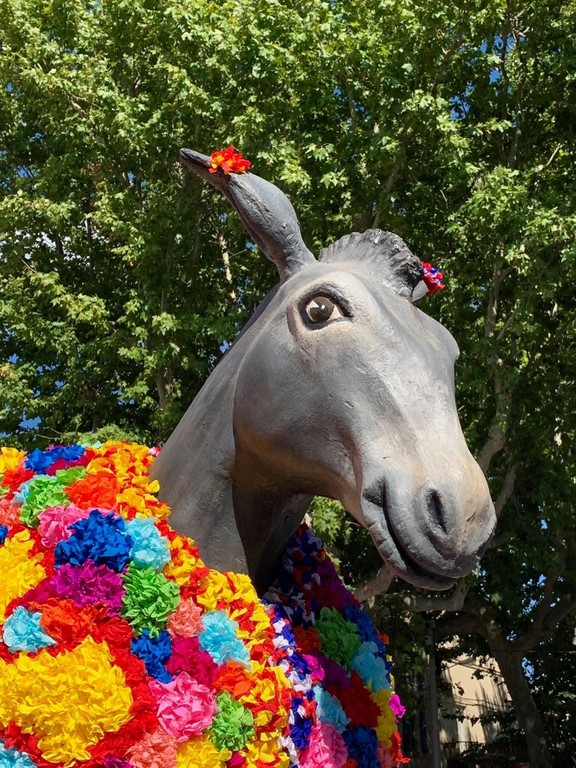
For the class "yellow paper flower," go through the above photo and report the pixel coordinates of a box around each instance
[196,570,236,610]
[0,446,25,475]
[242,667,290,728]
[176,734,231,768]
[0,530,46,622]
[372,688,396,746]
[164,532,206,585]
[243,728,287,766]
[239,603,275,648]
[83,442,170,520]
[0,636,133,764]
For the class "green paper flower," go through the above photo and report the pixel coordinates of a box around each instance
[20,475,70,526]
[54,465,87,485]
[210,692,255,751]
[315,606,360,668]
[122,562,180,637]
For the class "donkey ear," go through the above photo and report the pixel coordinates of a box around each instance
[180,149,315,281]
[319,229,427,303]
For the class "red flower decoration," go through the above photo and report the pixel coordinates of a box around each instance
[208,146,252,175]
[422,262,445,296]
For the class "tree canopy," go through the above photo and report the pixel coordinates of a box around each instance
[1,0,575,765]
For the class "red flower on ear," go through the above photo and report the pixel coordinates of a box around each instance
[208,146,252,175]
[422,262,446,295]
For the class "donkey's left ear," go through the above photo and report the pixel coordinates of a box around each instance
[180,149,315,282]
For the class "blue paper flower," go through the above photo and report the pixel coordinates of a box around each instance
[199,610,250,666]
[0,526,7,546]
[351,642,392,693]
[125,518,170,570]
[313,685,350,732]
[343,726,379,768]
[12,479,33,504]
[0,741,38,768]
[25,444,85,473]
[344,603,380,644]
[288,698,313,750]
[132,629,172,682]
[54,510,132,572]
[2,606,57,653]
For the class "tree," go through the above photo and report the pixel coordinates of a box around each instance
[1,1,575,765]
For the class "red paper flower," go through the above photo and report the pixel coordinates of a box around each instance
[422,262,445,296]
[208,146,252,175]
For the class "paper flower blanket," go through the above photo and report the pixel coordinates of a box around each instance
[0,441,408,768]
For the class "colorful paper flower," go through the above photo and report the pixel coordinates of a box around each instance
[165,634,217,685]
[315,608,360,668]
[422,262,445,295]
[51,560,125,613]
[350,642,392,693]
[122,563,180,637]
[150,672,217,741]
[1,606,56,653]
[125,518,171,570]
[0,741,38,768]
[127,727,178,768]
[36,504,91,547]
[0,443,407,768]
[54,510,132,571]
[208,146,252,175]
[301,723,348,768]
[313,686,350,733]
[209,692,255,751]
[198,611,250,666]
[167,597,204,637]
[132,629,173,683]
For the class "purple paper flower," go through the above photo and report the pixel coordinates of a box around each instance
[51,560,125,613]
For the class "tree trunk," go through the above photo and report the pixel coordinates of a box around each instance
[490,644,552,768]
[438,610,554,768]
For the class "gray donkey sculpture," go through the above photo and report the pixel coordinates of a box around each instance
[152,149,496,595]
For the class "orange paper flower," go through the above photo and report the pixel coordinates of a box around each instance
[208,146,252,175]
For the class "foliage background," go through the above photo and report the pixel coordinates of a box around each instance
[1,1,575,766]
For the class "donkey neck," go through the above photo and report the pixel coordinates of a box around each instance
[151,344,246,572]
[151,329,310,592]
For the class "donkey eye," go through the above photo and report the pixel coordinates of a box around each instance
[305,296,344,324]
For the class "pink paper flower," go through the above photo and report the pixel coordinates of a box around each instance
[165,635,217,686]
[37,503,91,547]
[128,727,178,768]
[377,743,396,768]
[167,597,204,637]
[300,723,347,768]
[389,693,406,719]
[150,671,217,741]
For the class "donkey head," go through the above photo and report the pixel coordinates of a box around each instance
[180,149,495,590]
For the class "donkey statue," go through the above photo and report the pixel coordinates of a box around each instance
[152,148,496,595]
[0,148,495,768]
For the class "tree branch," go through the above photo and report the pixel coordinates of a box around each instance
[513,547,570,651]
[372,159,402,229]
[435,612,484,641]
[402,578,472,613]
[217,233,237,301]
[476,421,508,474]
[476,252,514,474]
[515,596,576,653]
[494,463,517,517]
[354,565,395,603]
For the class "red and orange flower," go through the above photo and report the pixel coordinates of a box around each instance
[208,146,252,175]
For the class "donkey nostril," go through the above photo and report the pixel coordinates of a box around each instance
[427,490,448,534]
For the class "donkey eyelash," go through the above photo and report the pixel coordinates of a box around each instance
[298,288,354,323]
